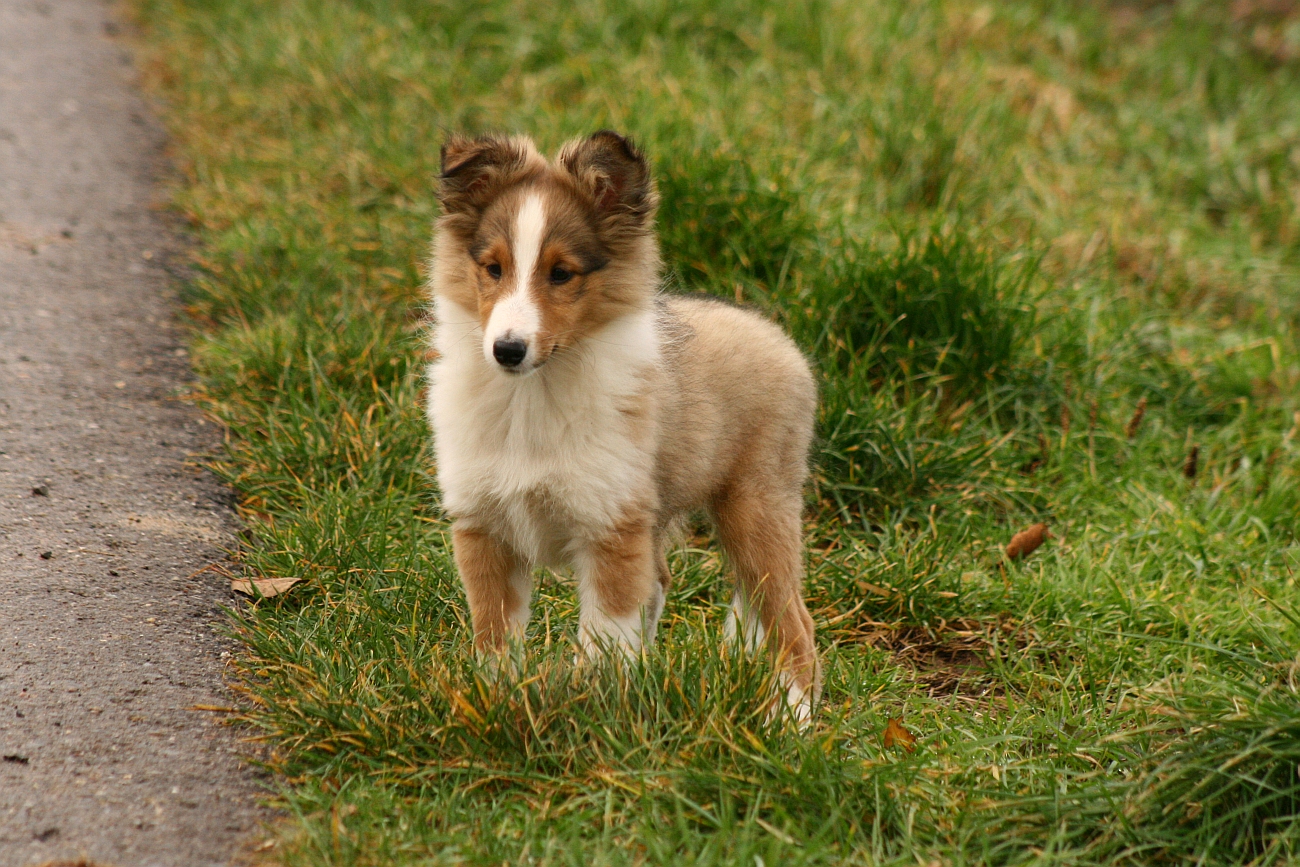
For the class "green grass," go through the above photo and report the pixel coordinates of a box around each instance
[134,0,1300,863]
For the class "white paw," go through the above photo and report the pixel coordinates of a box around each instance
[578,608,644,659]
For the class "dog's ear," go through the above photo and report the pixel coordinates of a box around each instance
[438,134,534,215]
[558,131,657,229]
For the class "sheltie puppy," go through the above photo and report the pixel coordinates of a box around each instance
[426,130,820,717]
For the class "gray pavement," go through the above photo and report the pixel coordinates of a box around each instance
[0,1,268,864]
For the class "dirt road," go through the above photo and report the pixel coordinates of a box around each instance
[0,1,266,864]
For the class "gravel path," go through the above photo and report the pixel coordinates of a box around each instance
[0,1,268,864]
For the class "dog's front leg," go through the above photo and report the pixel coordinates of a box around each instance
[575,509,663,658]
[452,522,532,656]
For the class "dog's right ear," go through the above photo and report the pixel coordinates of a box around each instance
[438,134,535,215]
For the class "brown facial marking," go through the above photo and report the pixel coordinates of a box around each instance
[531,179,659,366]
[470,236,512,327]
[464,190,527,336]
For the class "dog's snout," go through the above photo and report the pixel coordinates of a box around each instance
[492,337,528,368]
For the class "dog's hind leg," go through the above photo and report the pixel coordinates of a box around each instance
[713,489,820,721]
[452,522,532,655]
[576,506,664,656]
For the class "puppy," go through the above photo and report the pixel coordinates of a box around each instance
[426,131,820,717]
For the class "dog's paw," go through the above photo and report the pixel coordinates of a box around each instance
[764,672,815,728]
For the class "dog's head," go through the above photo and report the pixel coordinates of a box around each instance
[432,131,660,375]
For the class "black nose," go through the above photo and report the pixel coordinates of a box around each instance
[492,338,528,368]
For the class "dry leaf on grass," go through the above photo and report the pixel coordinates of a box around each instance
[882,717,917,752]
[230,576,301,598]
[1005,523,1050,561]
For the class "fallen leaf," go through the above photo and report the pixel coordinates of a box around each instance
[882,717,916,752]
[1005,523,1050,561]
[230,576,301,598]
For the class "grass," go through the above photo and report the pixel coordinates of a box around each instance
[133,0,1300,862]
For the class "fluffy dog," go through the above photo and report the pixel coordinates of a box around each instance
[426,130,820,716]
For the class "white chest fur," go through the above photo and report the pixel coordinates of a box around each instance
[428,299,661,565]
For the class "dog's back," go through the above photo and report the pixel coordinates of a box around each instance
[654,296,815,519]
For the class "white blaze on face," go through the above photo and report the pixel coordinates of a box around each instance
[483,193,546,371]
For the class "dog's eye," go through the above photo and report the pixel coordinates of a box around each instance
[549,265,573,285]
[485,263,502,280]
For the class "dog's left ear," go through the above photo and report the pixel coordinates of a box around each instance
[558,131,657,229]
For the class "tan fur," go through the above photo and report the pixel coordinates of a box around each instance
[451,524,528,652]
[429,131,821,714]
[656,296,821,701]
[588,504,659,619]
